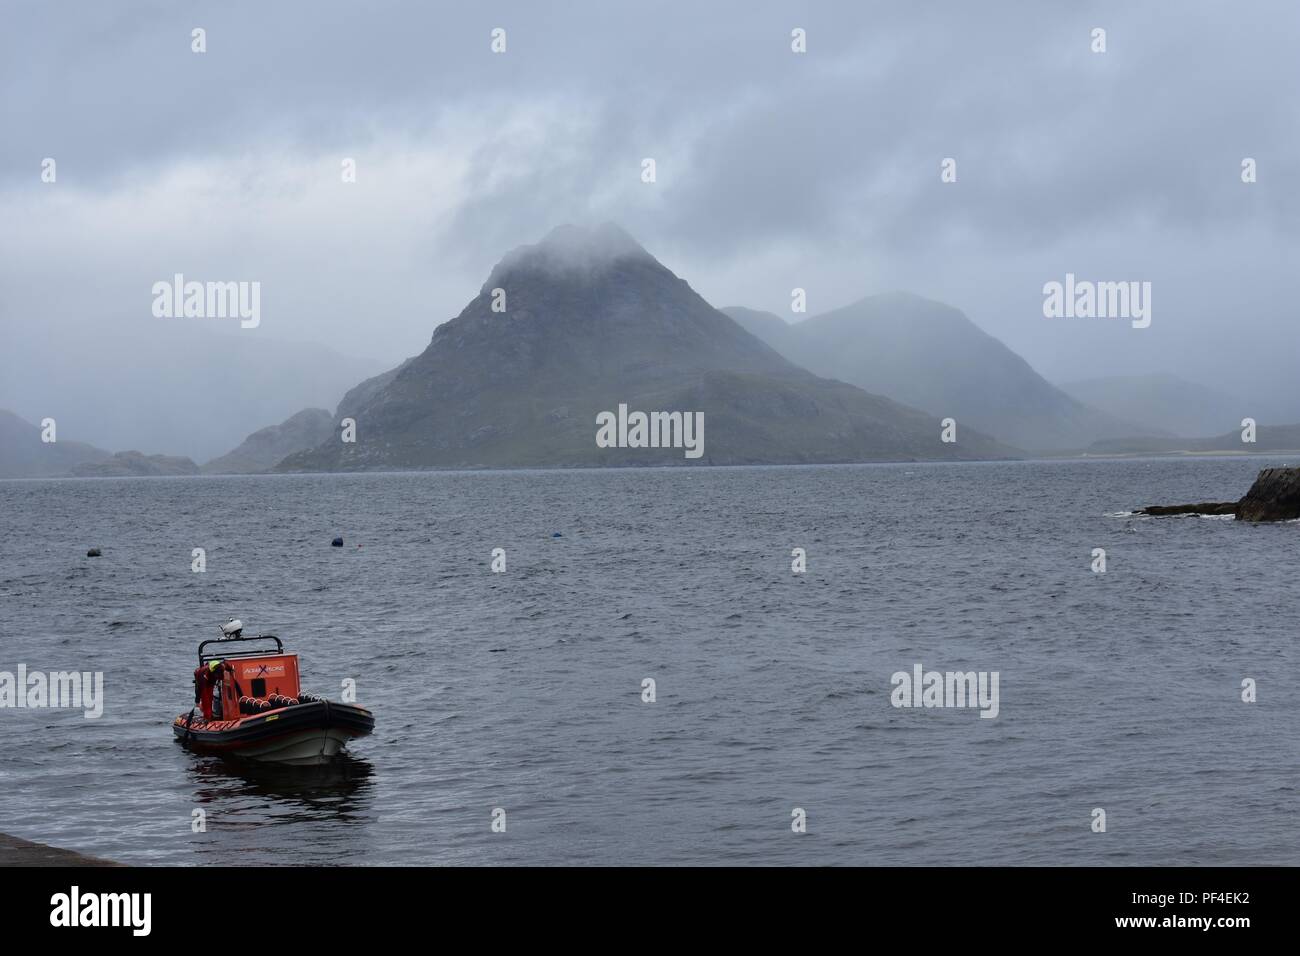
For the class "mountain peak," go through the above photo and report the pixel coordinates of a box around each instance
[278,231,1018,471]
[841,290,963,319]
[540,221,644,254]
[486,222,657,288]
[735,291,1156,452]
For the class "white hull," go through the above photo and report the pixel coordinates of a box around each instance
[234,728,352,765]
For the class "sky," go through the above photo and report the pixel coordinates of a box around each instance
[2,0,1298,454]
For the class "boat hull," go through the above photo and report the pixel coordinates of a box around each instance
[173,700,374,766]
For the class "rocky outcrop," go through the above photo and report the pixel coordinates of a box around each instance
[71,451,200,478]
[1139,502,1237,517]
[1138,466,1300,521]
[1236,467,1300,522]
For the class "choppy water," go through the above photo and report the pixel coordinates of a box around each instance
[1,458,1298,866]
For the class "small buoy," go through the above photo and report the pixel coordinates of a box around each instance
[86,548,101,557]
[331,537,344,547]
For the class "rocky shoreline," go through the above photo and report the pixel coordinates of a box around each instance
[1139,466,1300,521]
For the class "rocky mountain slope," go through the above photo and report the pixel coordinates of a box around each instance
[280,225,1018,470]
[203,408,335,474]
[725,293,1156,452]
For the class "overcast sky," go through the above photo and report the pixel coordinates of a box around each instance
[3,0,1298,448]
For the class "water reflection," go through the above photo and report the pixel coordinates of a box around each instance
[185,751,377,821]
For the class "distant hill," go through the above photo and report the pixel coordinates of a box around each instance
[1087,423,1300,456]
[71,451,199,477]
[0,409,111,478]
[725,293,1157,452]
[279,224,1017,471]
[203,408,335,474]
[1059,374,1247,439]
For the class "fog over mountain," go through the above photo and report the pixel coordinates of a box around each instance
[0,321,382,462]
[1087,424,1300,457]
[725,294,1158,452]
[1058,374,1251,439]
[0,410,109,478]
[3,1,1298,451]
[280,224,1016,469]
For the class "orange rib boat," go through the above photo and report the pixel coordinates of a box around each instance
[172,625,374,765]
